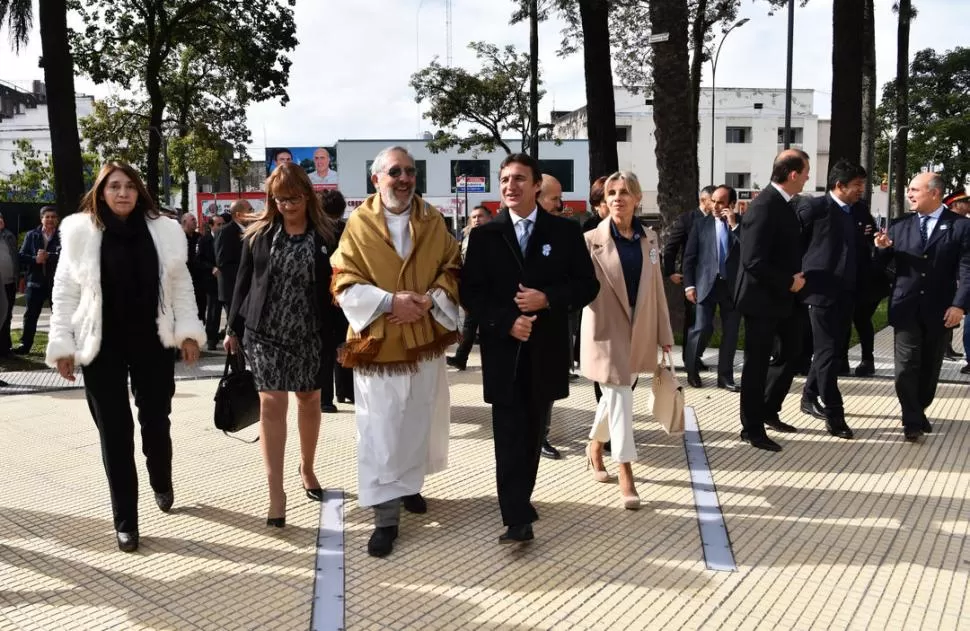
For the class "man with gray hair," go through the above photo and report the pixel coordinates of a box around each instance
[330,146,462,557]
[875,172,970,442]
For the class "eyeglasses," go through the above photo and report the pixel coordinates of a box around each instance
[274,196,304,207]
[385,166,417,178]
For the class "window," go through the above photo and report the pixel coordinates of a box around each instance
[538,159,575,192]
[777,127,804,144]
[725,172,751,189]
[725,127,751,143]
[366,159,427,195]
[450,160,490,193]
[616,126,632,142]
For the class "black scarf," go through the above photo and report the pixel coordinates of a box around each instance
[100,209,161,339]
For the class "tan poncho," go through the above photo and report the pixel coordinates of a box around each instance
[330,194,461,373]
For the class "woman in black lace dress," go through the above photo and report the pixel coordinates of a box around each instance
[226,163,336,527]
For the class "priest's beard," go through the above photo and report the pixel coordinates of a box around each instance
[380,184,415,213]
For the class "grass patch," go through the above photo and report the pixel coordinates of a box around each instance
[0,330,50,372]
[674,298,889,349]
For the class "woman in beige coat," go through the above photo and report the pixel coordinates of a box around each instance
[580,171,674,509]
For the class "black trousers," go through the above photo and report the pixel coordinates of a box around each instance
[204,292,222,342]
[491,353,546,527]
[21,282,52,350]
[740,310,803,437]
[82,334,176,532]
[453,312,479,364]
[843,296,880,365]
[320,346,355,404]
[191,277,206,322]
[681,296,696,365]
[685,278,741,380]
[803,296,854,421]
[1,282,15,352]
[894,321,948,431]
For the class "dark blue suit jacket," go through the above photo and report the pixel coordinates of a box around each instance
[683,214,740,304]
[878,208,970,329]
[796,193,856,306]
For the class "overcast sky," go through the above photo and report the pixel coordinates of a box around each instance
[2,0,967,158]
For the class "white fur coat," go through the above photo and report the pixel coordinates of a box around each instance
[45,213,207,368]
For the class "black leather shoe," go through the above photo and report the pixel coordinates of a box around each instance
[320,402,338,413]
[116,531,139,552]
[944,348,964,361]
[367,525,399,557]
[154,490,174,513]
[800,397,827,420]
[825,420,854,439]
[716,379,740,393]
[540,440,561,460]
[919,420,933,434]
[402,493,427,514]
[445,356,466,371]
[697,359,709,372]
[499,523,534,545]
[854,361,876,377]
[904,428,923,443]
[739,431,782,452]
[765,417,799,433]
[838,362,852,376]
[687,373,703,388]
[11,345,29,355]
[299,466,324,502]
[206,340,218,351]
[961,364,970,375]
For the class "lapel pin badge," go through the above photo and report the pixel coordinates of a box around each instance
[649,248,658,264]
[542,244,551,256]
[940,224,948,231]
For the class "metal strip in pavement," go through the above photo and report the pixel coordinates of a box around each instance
[683,406,737,572]
[311,489,345,631]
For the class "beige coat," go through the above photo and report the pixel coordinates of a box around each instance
[580,219,674,386]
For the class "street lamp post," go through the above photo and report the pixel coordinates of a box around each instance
[709,18,749,185]
[783,0,795,149]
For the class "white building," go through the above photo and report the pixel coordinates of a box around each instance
[0,80,95,179]
[553,87,829,214]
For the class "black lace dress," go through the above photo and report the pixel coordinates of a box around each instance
[244,227,321,392]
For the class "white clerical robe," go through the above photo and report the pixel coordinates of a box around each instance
[336,207,458,507]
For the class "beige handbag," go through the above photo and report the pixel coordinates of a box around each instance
[652,351,685,434]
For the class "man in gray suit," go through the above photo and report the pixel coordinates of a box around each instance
[683,184,742,391]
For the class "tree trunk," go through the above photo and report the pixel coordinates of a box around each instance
[578,0,618,182]
[688,0,707,187]
[860,0,877,202]
[528,0,539,159]
[893,0,913,218]
[829,0,865,168]
[38,0,85,215]
[650,0,696,335]
[145,54,165,203]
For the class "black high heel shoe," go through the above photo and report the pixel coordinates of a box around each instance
[298,465,324,502]
[266,493,287,528]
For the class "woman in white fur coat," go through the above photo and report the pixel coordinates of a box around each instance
[46,161,205,553]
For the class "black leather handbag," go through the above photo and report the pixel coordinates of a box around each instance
[214,352,261,441]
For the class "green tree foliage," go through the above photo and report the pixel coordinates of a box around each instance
[876,47,970,195]
[69,0,297,201]
[410,42,549,155]
[0,139,99,202]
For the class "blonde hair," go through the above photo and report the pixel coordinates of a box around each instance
[603,170,643,200]
[245,163,335,244]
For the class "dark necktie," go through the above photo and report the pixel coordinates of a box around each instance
[919,215,929,246]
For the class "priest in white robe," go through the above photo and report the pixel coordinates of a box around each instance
[330,146,461,558]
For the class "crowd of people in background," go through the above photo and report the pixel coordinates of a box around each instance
[10,143,966,557]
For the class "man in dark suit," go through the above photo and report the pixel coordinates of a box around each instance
[683,184,742,391]
[875,172,970,442]
[795,160,868,440]
[735,150,811,452]
[214,200,250,319]
[663,185,715,368]
[196,214,225,350]
[461,153,599,544]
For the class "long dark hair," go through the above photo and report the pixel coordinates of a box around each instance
[79,161,159,229]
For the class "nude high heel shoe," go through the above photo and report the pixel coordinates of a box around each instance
[585,443,612,483]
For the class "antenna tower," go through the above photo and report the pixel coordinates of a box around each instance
[445,0,453,66]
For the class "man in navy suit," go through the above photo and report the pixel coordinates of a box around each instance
[734,150,810,452]
[683,184,742,391]
[875,172,970,442]
[795,160,869,440]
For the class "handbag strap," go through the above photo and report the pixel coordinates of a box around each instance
[660,349,677,377]
[224,429,259,444]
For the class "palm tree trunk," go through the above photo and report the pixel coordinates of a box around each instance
[860,0,876,201]
[578,0,618,181]
[528,0,539,159]
[688,0,708,186]
[893,0,913,218]
[829,0,865,167]
[38,0,85,215]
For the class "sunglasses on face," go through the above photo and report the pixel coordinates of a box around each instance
[385,166,417,178]
[274,196,304,207]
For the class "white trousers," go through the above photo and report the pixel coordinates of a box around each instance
[589,379,637,463]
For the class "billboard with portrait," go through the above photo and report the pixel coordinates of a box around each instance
[196,192,266,225]
[265,146,339,191]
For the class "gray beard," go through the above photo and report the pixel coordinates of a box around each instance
[381,186,414,213]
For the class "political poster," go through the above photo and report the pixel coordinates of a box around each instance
[197,192,266,225]
[265,146,339,191]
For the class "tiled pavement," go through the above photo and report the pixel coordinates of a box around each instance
[1,330,969,629]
